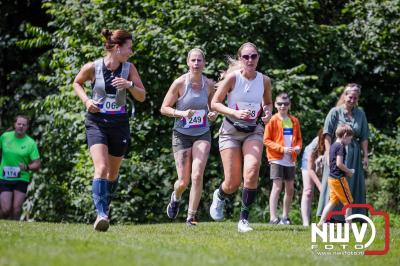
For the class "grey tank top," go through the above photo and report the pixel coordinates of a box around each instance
[92,58,130,107]
[173,74,209,136]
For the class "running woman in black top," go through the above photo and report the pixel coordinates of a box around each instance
[73,29,146,231]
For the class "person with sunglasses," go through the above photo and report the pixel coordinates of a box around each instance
[264,92,302,225]
[209,42,272,233]
[73,29,146,231]
[317,83,369,222]
[160,48,217,226]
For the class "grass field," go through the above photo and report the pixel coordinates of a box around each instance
[0,220,398,266]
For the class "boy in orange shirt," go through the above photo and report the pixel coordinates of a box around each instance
[264,92,302,224]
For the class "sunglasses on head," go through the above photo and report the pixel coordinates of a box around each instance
[241,53,258,60]
[276,102,290,107]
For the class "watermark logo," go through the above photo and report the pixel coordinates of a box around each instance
[311,204,390,255]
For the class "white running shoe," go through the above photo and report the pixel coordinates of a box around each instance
[238,219,253,233]
[279,217,291,225]
[94,216,109,232]
[210,189,225,221]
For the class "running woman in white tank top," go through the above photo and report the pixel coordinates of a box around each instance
[209,42,273,233]
[160,48,217,226]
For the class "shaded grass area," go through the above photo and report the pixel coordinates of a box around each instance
[0,221,398,266]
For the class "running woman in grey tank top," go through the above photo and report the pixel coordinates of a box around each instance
[160,48,217,226]
[209,42,273,233]
[73,29,146,232]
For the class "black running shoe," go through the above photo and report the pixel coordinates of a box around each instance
[166,192,180,219]
[186,217,198,227]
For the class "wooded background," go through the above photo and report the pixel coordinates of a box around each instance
[0,0,399,223]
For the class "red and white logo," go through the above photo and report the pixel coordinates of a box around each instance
[311,204,390,255]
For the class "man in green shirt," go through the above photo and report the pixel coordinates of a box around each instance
[0,115,40,220]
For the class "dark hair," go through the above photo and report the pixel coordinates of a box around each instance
[275,92,291,102]
[101,29,132,51]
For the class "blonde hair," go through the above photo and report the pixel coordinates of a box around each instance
[216,42,259,87]
[186,48,205,63]
[336,83,361,106]
[335,124,354,138]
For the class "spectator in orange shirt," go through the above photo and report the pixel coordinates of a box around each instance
[264,92,302,224]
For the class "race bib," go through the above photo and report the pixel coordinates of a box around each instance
[182,110,206,128]
[3,166,20,178]
[236,102,261,120]
[98,94,126,114]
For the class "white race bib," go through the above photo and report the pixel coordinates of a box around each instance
[236,102,261,120]
[99,94,124,114]
[183,110,206,128]
[3,166,21,178]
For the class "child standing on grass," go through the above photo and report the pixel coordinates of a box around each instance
[317,124,354,226]
[264,92,302,225]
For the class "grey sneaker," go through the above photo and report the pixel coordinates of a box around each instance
[279,217,291,225]
[210,189,225,221]
[238,219,253,233]
[268,218,281,224]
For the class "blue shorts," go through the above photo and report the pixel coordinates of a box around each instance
[85,113,130,157]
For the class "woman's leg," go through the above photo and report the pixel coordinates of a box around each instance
[173,148,192,198]
[240,140,263,221]
[90,144,111,230]
[210,147,242,221]
[166,147,192,219]
[301,169,314,226]
[220,147,243,194]
[188,140,211,219]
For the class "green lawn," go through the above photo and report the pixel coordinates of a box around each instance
[0,221,398,266]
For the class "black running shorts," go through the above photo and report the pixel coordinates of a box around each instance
[85,113,130,157]
[0,180,29,194]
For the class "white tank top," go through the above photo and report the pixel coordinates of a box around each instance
[227,70,264,126]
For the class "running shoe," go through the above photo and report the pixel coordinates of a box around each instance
[186,217,198,227]
[94,216,109,232]
[279,217,291,225]
[166,192,180,219]
[268,218,281,224]
[238,219,253,233]
[209,189,225,221]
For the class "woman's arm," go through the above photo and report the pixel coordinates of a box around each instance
[361,139,368,170]
[160,77,192,118]
[261,75,273,123]
[73,62,100,113]
[211,73,237,116]
[307,154,322,192]
[127,63,146,102]
[207,79,218,121]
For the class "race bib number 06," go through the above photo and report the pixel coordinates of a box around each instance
[236,102,261,120]
[183,110,206,128]
[99,94,125,114]
[3,166,20,178]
